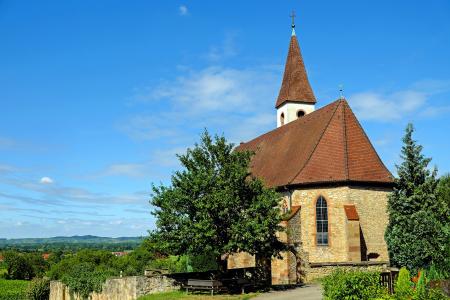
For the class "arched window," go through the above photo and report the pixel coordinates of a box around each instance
[280,113,285,125]
[316,196,328,245]
[297,110,305,118]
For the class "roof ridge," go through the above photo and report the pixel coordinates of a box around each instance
[288,100,343,185]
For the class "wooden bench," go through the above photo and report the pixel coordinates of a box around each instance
[185,279,225,296]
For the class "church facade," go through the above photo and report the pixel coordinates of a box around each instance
[227,25,394,284]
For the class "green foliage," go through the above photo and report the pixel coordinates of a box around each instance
[3,251,49,280]
[48,249,117,298]
[322,269,388,300]
[61,263,109,299]
[47,245,159,298]
[0,279,28,300]
[26,277,50,300]
[394,267,414,300]
[112,239,160,276]
[435,174,450,275]
[147,253,218,274]
[385,124,450,271]
[0,235,142,252]
[427,263,448,281]
[150,130,286,271]
[413,271,427,300]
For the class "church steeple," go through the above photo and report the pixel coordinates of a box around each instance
[276,13,316,127]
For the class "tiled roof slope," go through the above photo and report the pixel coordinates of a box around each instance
[275,34,316,108]
[237,99,393,188]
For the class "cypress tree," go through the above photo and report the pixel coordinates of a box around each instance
[385,123,448,271]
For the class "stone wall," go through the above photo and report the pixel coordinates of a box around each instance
[304,263,387,282]
[49,275,177,300]
[290,185,390,264]
[227,184,391,285]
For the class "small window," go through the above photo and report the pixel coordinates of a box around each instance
[316,196,328,245]
[297,110,305,118]
[280,113,285,125]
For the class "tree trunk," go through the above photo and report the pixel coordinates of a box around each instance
[255,254,272,288]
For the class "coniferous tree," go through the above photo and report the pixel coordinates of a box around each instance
[385,123,448,271]
[150,130,286,274]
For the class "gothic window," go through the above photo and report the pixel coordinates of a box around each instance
[280,113,285,125]
[297,110,305,118]
[316,196,328,245]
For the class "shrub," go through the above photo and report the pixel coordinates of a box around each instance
[61,263,110,299]
[26,277,50,300]
[394,267,414,299]
[322,269,388,300]
[413,270,427,300]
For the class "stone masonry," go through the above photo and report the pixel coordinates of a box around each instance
[49,275,177,300]
[228,184,391,285]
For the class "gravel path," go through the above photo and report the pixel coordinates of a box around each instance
[253,284,323,300]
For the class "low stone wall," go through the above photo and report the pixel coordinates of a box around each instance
[304,262,388,282]
[50,275,177,300]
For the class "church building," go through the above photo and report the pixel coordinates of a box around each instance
[227,20,394,284]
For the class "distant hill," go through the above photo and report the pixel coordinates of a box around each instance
[0,235,144,251]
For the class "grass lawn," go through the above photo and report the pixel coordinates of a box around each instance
[0,279,29,300]
[138,290,258,300]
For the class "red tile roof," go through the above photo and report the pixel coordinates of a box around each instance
[237,99,393,188]
[344,205,360,221]
[275,34,316,108]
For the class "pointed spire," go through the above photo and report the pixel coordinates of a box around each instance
[275,15,316,108]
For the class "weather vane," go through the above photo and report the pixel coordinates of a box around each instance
[290,10,296,29]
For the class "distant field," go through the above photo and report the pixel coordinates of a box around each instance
[0,279,28,300]
[138,291,257,300]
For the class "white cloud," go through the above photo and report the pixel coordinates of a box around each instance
[179,5,189,16]
[100,163,147,178]
[40,176,54,184]
[147,66,279,114]
[349,79,450,122]
[122,63,280,145]
[206,33,238,61]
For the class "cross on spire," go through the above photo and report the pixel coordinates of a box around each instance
[290,10,296,29]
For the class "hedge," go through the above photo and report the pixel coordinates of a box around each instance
[322,269,388,300]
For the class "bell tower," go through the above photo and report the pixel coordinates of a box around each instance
[276,12,316,127]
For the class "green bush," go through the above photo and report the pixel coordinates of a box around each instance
[322,269,388,300]
[0,279,28,300]
[26,277,50,300]
[394,267,414,299]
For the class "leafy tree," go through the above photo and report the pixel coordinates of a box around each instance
[385,124,449,271]
[150,131,286,273]
[25,253,48,278]
[435,174,450,275]
[3,251,34,280]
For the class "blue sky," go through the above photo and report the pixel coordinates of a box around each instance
[1,1,449,238]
